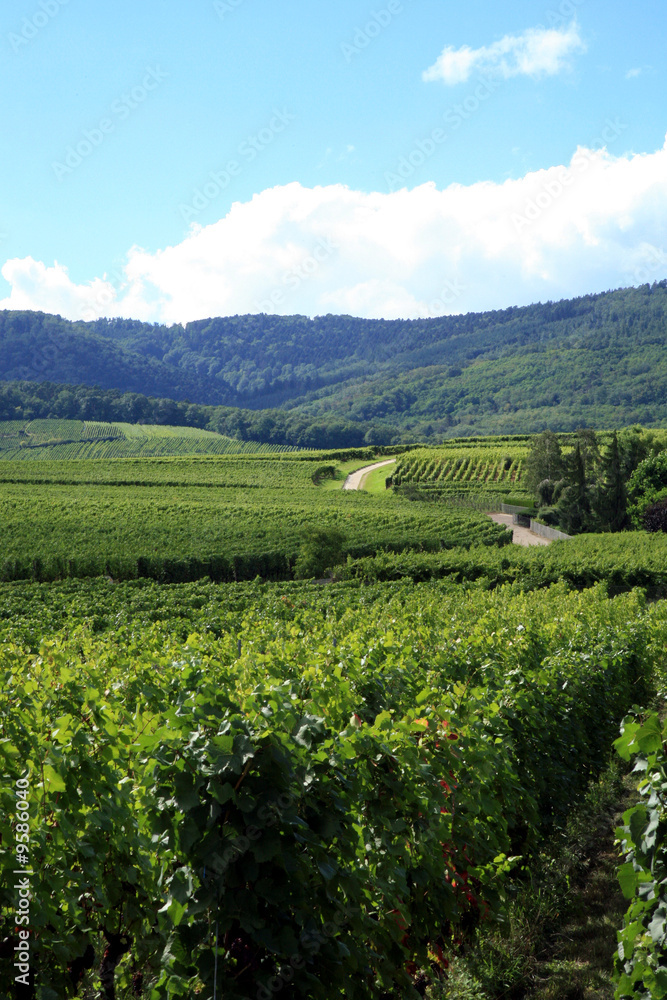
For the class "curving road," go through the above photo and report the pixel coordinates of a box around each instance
[343,459,396,491]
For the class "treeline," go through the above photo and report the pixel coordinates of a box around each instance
[3,282,667,438]
[523,427,665,534]
[0,380,400,449]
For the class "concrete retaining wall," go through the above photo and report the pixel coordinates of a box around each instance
[529,520,572,541]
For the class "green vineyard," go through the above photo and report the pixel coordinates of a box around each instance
[390,431,667,503]
[0,418,295,459]
[392,445,528,493]
[1,426,666,999]
[340,531,667,596]
[0,576,660,998]
[0,455,509,584]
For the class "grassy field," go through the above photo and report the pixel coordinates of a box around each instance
[360,459,397,493]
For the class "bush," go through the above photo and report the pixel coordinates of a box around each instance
[627,452,667,527]
[642,497,667,532]
[294,527,345,579]
[537,506,559,526]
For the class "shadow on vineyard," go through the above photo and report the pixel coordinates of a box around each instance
[427,758,635,1000]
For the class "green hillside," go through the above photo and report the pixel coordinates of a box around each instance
[2,281,667,442]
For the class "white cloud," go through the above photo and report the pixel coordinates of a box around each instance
[0,257,117,320]
[626,67,642,79]
[3,135,667,324]
[422,23,586,86]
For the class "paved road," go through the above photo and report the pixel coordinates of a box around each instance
[488,512,551,547]
[343,459,396,491]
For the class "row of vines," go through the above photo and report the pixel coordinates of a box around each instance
[392,448,528,489]
[0,580,659,998]
[614,711,667,999]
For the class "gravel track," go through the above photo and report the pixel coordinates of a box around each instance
[343,460,396,491]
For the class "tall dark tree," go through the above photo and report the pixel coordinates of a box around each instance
[524,430,564,497]
[556,444,592,535]
[593,432,628,531]
[573,428,601,481]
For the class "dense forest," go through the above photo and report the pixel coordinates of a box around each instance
[0,381,382,449]
[2,281,667,441]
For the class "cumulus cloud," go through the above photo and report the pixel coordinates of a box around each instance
[422,23,586,86]
[0,257,117,320]
[2,135,667,324]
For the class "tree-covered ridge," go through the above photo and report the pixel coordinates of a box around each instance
[0,381,382,449]
[2,281,667,440]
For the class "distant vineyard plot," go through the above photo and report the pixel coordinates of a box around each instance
[0,418,294,458]
[392,441,530,502]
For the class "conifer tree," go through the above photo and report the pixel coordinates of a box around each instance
[594,432,628,531]
[556,444,591,534]
[524,431,563,496]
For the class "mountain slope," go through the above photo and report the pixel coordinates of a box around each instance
[1,281,667,438]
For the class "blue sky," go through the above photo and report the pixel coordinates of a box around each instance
[1,0,666,322]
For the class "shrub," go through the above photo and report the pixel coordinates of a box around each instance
[294,527,345,579]
[642,497,667,533]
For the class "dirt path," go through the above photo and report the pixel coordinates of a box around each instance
[488,512,551,547]
[343,460,396,491]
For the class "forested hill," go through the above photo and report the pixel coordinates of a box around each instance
[2,280,667,439]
